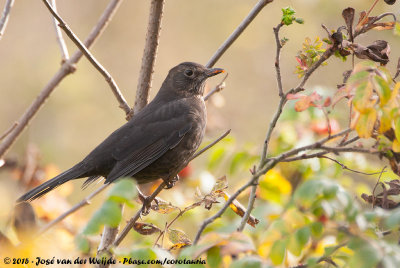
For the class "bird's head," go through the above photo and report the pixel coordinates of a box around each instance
[163,62,224,97]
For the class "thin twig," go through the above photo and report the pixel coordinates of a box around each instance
[41,0,131,118]
[0,0,15,40]
[0,0,122,159]
[190,129,231,160]
[205,0,274,68]
[319,156,385,175]
[38,184,109,235]
[134,0,165,114]
[0,122,17,141]
[203,73,228,101]
[273,23,284,97]
[372,166,387,208]
[50,0,69,62]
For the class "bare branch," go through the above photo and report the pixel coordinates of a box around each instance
[0,0,15,40]
[134,0,165,114]
[205,0,274,68]
[41,0,131,117]
[38,184,109,235]
[190,129,231,160]
[319,155,385,175]
[50,0,69,62]
[0,122,17,141]
[0,0,122,159]
[273,23,284,97]
[203,73,228,101]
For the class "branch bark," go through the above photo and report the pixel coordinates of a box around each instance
[205,0,274,68]
[50,0,69,62]
[133,0,165,114]
[0,0,122,159]
[0,0,15,40]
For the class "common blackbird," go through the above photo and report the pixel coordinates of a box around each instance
[17,62,224,202]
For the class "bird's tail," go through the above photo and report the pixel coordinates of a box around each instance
[17,163,86,202]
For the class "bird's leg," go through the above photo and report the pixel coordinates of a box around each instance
[162,175,179,189]
[137,186,160,216]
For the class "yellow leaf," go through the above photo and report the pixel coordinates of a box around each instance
[393,139,400,153]
[379,108,392,133]
[259,169,292,203]
[354,109,377,138]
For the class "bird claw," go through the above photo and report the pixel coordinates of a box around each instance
[163,175,179,189]
[141,197,161,216]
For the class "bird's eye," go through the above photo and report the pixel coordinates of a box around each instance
[184,69,194,77]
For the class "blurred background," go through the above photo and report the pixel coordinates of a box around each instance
[0,0,400,263]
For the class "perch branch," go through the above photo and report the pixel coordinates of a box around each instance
[205,0,274,68]
[0,0,122,159]
[0,0,14,40]
[50,0,69,62]
[134,0,165,114]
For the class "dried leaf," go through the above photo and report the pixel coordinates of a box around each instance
[168,228,192,246]
[342,7,355,41]
[152,199,179,214]
[133,222,161,236]
[223,192,259,228]
[13,202,38,241]
[212,175,228,194]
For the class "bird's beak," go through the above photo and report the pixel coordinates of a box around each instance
[206,68,225,77]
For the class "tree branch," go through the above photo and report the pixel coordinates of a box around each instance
[0,0,14,40]
[41,0,131,118]
[203,73,228,101]
[0,0,122,159]
[50,0,69,62]
[133,0,165,114]
[273,23,284,97]
[205,0,274,68]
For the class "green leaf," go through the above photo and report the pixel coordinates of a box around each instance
[230,256,266,268]
[208,146,226,170]
[385,208,400,229]
[269,238,287,265]
[288,227,311,256]
[347,70,369,86]
[229,152,248,174]
[129,248,157,267]
[83,200,122,234]
[107,179,137,204]
[310,222,323,237]
[348,238,380,268]
[207,247,222,268]
[75,234,90,254]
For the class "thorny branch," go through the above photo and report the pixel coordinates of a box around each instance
[42,0,131,118]
[0,0,123,159]
[203,73,228,101]
[0,0,14,40]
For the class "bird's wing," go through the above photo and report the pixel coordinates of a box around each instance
[99,100,193,184]
[104,120,191,183]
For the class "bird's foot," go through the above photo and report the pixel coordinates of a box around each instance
[141,197,161,216]
[162,175,179,189]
